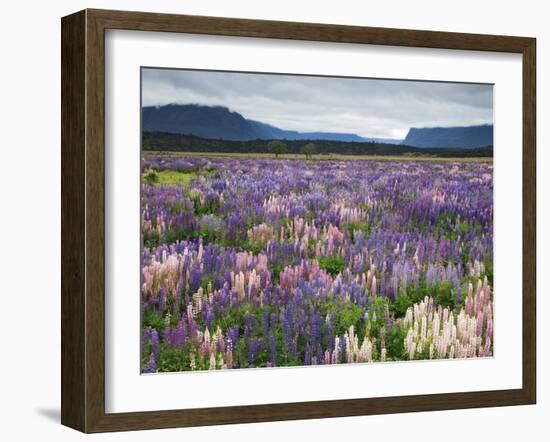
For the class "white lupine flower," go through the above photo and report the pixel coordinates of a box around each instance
[421,316,427,340]
[197,243,203,262]
[401,280,492,361]
[209,353,217,370]
[409,342,416,360]
[187,304,194,321]
[193,287,204,313]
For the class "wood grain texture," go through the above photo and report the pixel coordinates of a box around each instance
[61,10,86,432]
[522,38,536,403]
[88,8,533,52]
[61,9,537,433]
[85,9,107,432]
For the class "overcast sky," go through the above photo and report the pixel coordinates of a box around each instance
[142,68,493,139]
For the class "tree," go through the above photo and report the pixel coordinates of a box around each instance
[267,140,288,158]
[301,143,317,159]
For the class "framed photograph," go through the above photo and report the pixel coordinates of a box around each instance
[61,9,536,433]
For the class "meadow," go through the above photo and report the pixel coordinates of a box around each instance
[140,153,493,372]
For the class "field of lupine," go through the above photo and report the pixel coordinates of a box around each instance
[140,154,493,373]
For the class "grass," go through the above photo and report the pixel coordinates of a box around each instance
[143,151,493,163]
[142,169,198,186]
[318,255,346,276]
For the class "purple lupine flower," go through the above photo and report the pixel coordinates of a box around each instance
[151,329,160,362]
[143,352,157,373]
[163,324,171,348]
[205,308,214,330]
[248,338,263,365]
[189,265,202,292]
[141,327,152,354]
[141,156,494,371]
[304,344,312,365]
[338,335,346,363]
[261,309,270,336]
[316,345,324,365]
[158,286,166,312]
[269,334,277,366]
[269,313,278,333]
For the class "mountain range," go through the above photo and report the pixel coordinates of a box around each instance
[142,104,493,148]
[402,124,493,148]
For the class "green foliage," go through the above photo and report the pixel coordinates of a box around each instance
[435,213,482,243]
[202,166,218,175]
[359,202,371,211]
[157,347,190,372]
[461,247,470,267]
[392,293,413,318]
[268,263,283,285]
[267,140,288,158]
[199,220,221,243]
[278,217,292,229]
[347,220,372,241]
[240,240,265,256]
[192,195,220,216]
[142,167,159,184]
[484,261,494,286]
[200,275,215,292]
[370,296,389,329]
[143,132,493,158]
[142,309,164,334]
[385,325,407,360]
[318,255,345,276]
[432,281,455,309]
[404,281,430,305]
[142,169,197,187]
[307,237,323,255]
[142,229,159,248]
[161,227,198,247]
[332,302,364,336]
[301,143,317,159]
[210,304,252,334]
[397,280,455,311]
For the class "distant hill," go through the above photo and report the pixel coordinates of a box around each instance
[142,104,402,144]
[142,104,492,148]
[142,131,493,158]
[402,124,493,148]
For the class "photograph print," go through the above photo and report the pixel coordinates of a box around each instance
[140,68,494,373]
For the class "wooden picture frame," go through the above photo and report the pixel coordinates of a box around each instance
[61,8,536,433]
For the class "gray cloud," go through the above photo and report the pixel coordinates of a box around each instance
[142,68,493,139]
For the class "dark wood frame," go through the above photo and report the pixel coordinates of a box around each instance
[61,8,536,433]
